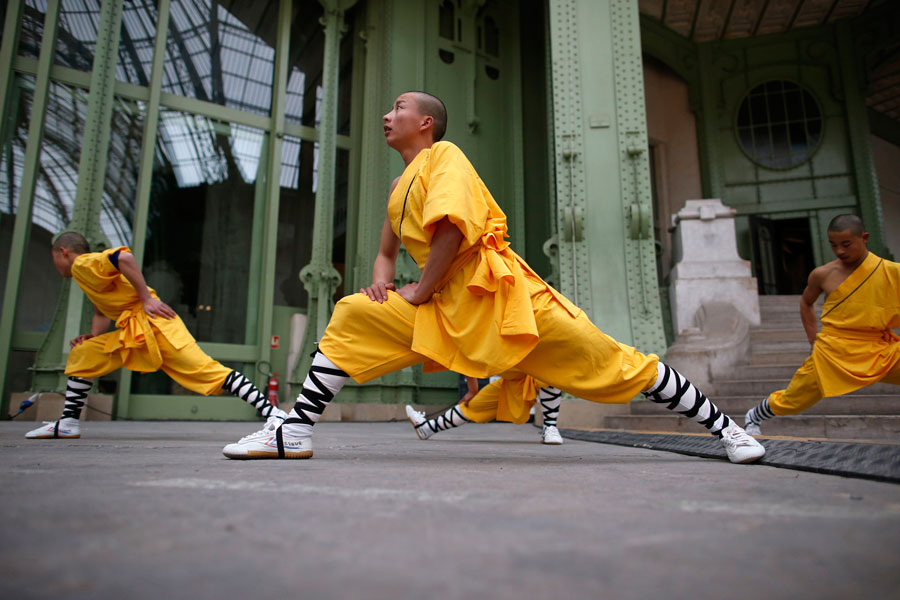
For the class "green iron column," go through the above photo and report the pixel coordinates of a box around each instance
[294,0,358,382]
[117,0,171,418]
[0,0,61,408]
[609,0,665,355]
[30,0,126,393]
[547,0,664,354]
[836,21,889,258]
[256,0,292,375]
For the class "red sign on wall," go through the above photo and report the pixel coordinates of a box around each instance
[270,335,280,349]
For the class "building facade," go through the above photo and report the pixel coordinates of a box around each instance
[1,0,896,420]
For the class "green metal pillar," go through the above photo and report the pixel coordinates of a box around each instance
[0,0,61,409]
[836,21,889,258]
[117,0,172,418]
[293,0,358,383]
[30,0,126,394]
[546,0,664,354]
[610,0,666,355]
[256,0,293,378]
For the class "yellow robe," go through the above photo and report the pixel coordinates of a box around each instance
[388,141,579,377]
[768,252,900,414]
[319,142,659,404]
[67,247,193,374]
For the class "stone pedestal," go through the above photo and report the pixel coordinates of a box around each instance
[669,199,759,335]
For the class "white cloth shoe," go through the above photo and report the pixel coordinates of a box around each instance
[720,423,765,464]
[405,405,433,440]
[743,409,762,436]
[541,425,563,445]
[25,418,80,439]
[222,417,312,459]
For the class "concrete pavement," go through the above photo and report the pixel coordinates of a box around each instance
[1,421,898,599]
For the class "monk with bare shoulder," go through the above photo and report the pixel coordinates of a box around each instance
[745,215,900,435]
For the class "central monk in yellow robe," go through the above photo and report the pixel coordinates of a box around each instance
[223,91,764,463]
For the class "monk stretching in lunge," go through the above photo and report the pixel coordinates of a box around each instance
[405,375,565,444]
[223,91,764,463]
[26,233,287,439]
[745,215,900,435]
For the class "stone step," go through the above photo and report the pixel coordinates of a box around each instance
[750,328,810,343]
[729,364,805,379]
[753,320,808,330]
[751,340,813,354]
[603,414,900,440]
[750,350,811,364]
[713,379,900,397]
[631,394,900,416]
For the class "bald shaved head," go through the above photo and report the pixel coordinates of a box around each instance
[827,214,865,237]
[52,231,90,254]
[406,91,447,142]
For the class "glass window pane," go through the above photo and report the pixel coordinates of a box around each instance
[18,0,46,59]
[0,1,9,48]
[274,135,315,308]
[163,0,276,116]
[55,0,101,72]
[146,110,265,344]
[0,76,35,320]
[117,0,159,86]
[285,1,324,128]
[11,80,86,332]
[102,96,146,247]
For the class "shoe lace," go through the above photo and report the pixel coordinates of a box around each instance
[238,427,273,443]
[724,427,755,447]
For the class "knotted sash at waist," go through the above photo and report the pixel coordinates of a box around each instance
[103,308,163,371]
[820,325,900,344]
[433,217,538,338]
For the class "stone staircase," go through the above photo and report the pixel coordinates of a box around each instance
[607,295,900,440]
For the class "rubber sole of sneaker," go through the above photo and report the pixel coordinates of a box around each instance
[408,417,429,440]
[731,453,764,464]
[26,434,80,439]
[224,449,313,459]
[541,440,562,445]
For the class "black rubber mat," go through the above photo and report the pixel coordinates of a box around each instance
[560,429,900,483]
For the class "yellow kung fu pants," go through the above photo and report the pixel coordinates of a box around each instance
[767,355,900,416]
[64,323,232,396]
[318,283,660,405]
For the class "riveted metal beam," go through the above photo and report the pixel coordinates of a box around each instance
[0,0,61,411]
[546,0,589,307]
[610,0,666,355]
[294,0,358,383]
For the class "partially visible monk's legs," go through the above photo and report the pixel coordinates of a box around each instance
[744,356,822,435]
[514,295,764,462]
[404,377,502,442]
[223,292,426,459]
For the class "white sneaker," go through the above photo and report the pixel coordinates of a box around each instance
[541,425,563,445]
[743,409,762,436]
[25,419,80,439]
[720,423,765,464]
[405,405,433,440]
[222,421,312,459]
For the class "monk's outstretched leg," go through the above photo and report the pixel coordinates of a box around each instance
[223,292,425,459]
[745,356,821,435]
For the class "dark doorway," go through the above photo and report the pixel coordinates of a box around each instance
[750,216,815,295]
